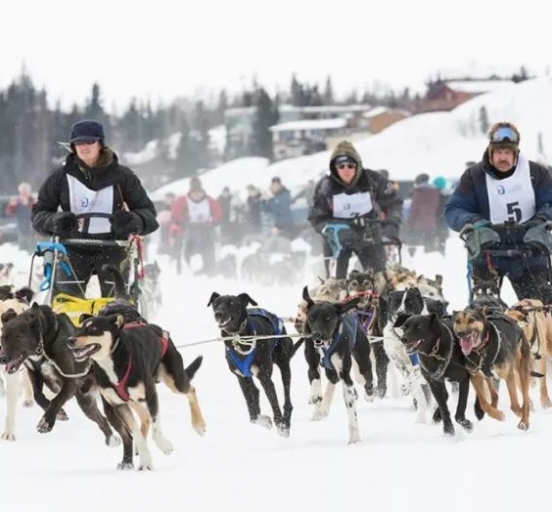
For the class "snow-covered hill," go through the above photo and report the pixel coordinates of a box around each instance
[149,78,552,201]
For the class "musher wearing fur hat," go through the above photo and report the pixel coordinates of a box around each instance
[308,141,403,281]
[445,122,552,302]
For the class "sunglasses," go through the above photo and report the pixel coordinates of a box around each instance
[74,140,98,146]
[490,126,519,144]
[336,163,356,170]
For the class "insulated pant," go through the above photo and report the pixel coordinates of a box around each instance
[54,247,128,299]
[323,239,386,280]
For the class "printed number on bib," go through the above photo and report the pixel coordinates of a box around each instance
[506,201,522,223]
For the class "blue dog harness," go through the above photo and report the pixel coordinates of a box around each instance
[320,313,358,371]
[225,308,284,378]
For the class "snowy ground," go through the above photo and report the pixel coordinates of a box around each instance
[0,237,549,512]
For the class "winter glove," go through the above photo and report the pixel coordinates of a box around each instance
[523,217,552,254]
[523,216,547,230]
[337,227,359,248]
[382,220,399,241]
[460,220,500,258]
[111,210,143,237]
[52,212,77,237]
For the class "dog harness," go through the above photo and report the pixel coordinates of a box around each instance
[320,313,358,371]
[111,322,170,402]
[225,309,283,378]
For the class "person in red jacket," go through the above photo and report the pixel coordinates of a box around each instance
[171,177,221,275]
[6,182,35,252]
[407,173,440,252]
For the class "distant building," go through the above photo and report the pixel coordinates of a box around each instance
[418,79,516,112]
[224,104,411,161]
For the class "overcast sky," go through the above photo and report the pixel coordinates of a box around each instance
[1,0,550,113]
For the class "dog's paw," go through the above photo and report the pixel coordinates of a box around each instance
[117,461,134,471]
[56,409,69,421]
[22,399,34,408]
[309,379,322,404]
[518,421,530,431]
[153,434,174,455]
[311,408,329,421]
[37,416,55,433]
[309,394,323,405]
[363,387,374,402]
[511,406,523,418]
[455,417,473,432]
[432,408,442,423]
[193,420,207,437]
[347,429,361,444]
[137,462,153,471]
[106,435,121,448]
[253,415,273,430]
[540,397,552,409]
[375,385,387,399]
[1,431,15,442]
[443,422,455,436]
[276,423,290,438]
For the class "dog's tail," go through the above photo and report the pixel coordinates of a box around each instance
[15,286,35,304]
[101,264,128,299]
[185,355,203,381]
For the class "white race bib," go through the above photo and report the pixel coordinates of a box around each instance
[67,175,114,234]
[485,154,535,224]
[188,198,212,223]
[332,191,373,219]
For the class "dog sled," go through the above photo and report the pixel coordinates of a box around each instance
[29,223,147,326]
[460,220,552,303]
[322,218,403,278]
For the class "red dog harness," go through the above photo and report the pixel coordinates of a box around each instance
[112,322,170,402]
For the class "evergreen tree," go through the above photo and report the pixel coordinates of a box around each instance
[323,76,334,105]
[479,105,490,134]
[251,88,279,160]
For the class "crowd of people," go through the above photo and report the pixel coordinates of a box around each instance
[3,118,551,306]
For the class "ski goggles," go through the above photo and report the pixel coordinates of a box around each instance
[490,126,519,144]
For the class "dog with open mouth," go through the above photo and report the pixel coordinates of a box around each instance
[0,303,117,444]
[302,286,374,444]
[396,312,484,436]
[378,286,448,422]
[208,291,300,437]
[68,312,206,471]
[452,308,531,430]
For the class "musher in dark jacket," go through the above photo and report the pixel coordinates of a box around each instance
[32,119,159,298]
[445,122,552,302]
[308,141,403,281]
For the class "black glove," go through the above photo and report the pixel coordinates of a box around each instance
[111,210,143,237]
[52,212,77,237]
[337,227,359,248]
[523,216,547,230]
[382,220,399,240]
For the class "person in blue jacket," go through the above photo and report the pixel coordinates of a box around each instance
[445,122,552,302]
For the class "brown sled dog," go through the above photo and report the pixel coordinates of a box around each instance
[453,308,531,430]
